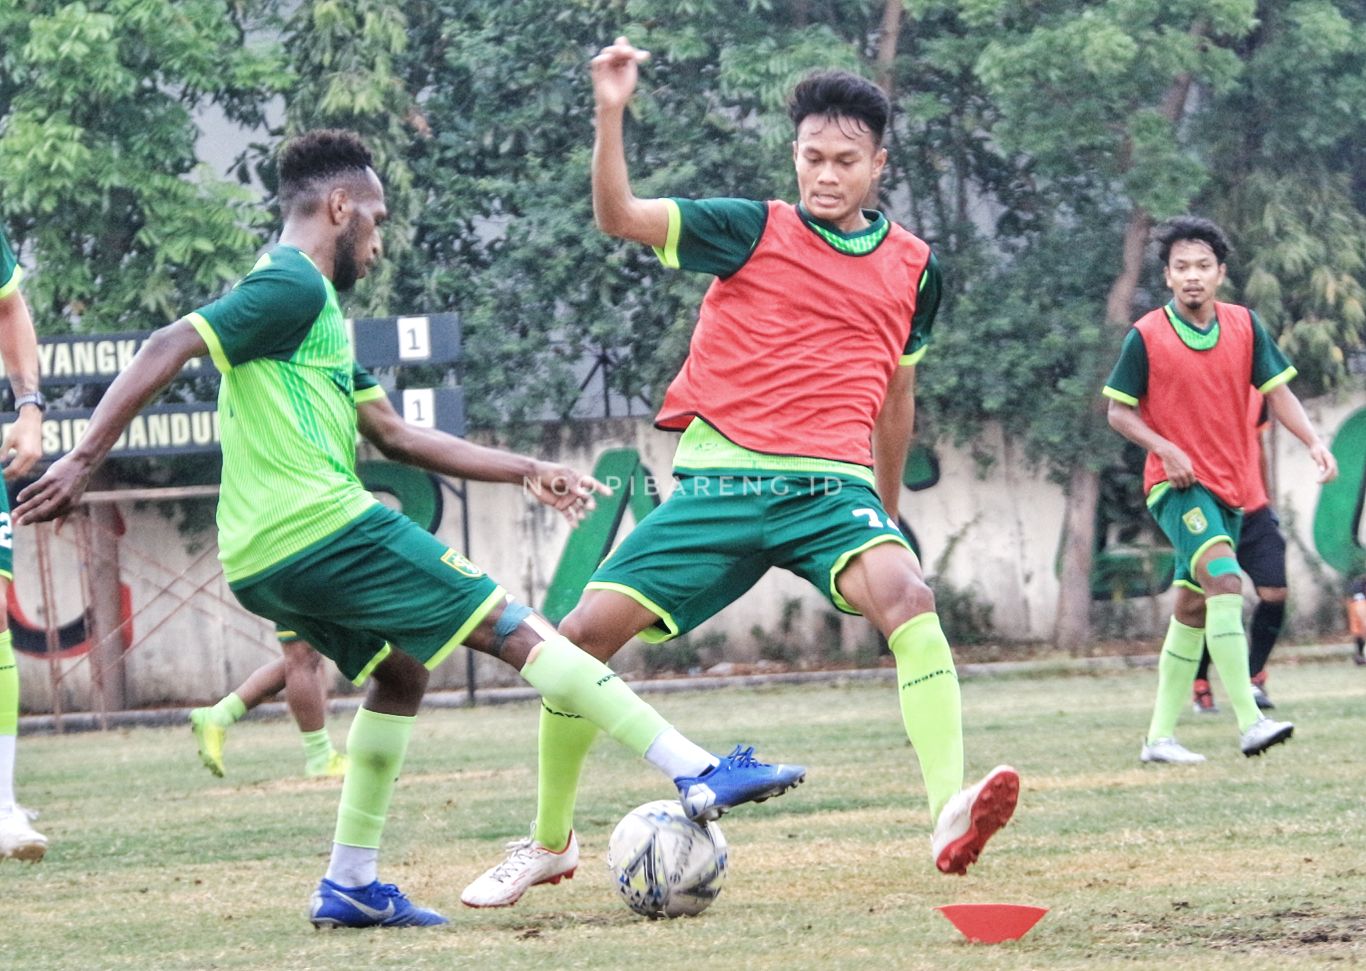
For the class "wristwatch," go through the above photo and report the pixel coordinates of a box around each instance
[13,391,46,413]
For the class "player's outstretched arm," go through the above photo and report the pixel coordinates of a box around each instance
[1106,398,1197,488]
[14,319,207,524]
[356,396,610,525]
[590,36,670,246]
[1264,384,1338,484]
[0,289,42,480]
[873,365,916,521]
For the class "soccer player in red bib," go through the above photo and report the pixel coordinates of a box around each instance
[1103,216,1337,765]
[461,37,1019,908]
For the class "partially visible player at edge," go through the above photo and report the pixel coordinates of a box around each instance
[190,630,350,780]
[1103,216,1338,765]
[0,222,47,862]
[460,37,1018,910]
[13,129,805,927]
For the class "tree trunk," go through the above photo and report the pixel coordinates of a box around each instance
[83,475,127,720]
[868,0,903,211]
[874,0,902,96]
[1052,67,1197,653]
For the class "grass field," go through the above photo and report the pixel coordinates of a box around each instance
[6,657,1365,970]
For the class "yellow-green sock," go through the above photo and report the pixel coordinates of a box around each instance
[1146,616,1204,741]
[520,635,668,757]
[208,692,246,728]
[0,630,16,737]
[533,701,599,850]
[1205,594,1261,731]
[888,614,963,823]
[333,708,414,849]
[301,727,335,771]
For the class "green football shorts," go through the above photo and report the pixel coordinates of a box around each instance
[587,472,912,642]
[232,504,504,683]
[1147,481,1243,593]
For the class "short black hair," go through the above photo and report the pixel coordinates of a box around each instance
[277,129,375,218]
[788,70,890,146]
[1153,216,1232,266]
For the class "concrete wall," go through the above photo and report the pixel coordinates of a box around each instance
[12,390,1362,712]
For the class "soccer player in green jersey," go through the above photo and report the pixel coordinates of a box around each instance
[0,223,47,862]
[1103,216,1338,764]
[14,129,805,926]
[461,38,1018,908]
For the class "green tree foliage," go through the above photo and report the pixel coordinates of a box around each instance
[1206,1,1366,395]
[392,0,873,433]
[0,0,286,332]
[278,0,416,315]
[915,0,1258,475]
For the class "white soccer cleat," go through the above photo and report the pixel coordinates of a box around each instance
[0,806,48,862]
[1140,737,1207,764]
[931,765,1020,875]
[460,827,579,908]
[1240,716,1293,757]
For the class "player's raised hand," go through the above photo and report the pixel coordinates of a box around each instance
[1309,439,1338,484]
[591,36,650,112]
[13,454,89,525]
[525,461,613,526]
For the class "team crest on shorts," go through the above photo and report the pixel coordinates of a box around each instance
[441,549,484,577]
[1182,507,1208,535]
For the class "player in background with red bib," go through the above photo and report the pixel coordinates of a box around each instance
[462,37,1018,909]
[1103,216,1337,765]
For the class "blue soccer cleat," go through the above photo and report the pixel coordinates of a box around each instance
[675,744,806,822]
[309,878,449,928]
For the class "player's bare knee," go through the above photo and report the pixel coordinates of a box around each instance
[282,640,321,673]
[1258,586,1288,604]
[558,609,588,647]
[1174,589,1206,627]
[367,651,428,714]
[903,573,936,616]
[558,603,633,661]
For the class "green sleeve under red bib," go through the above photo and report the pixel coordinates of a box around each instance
[905,252,942,365]
[1102,328,1149,405]
[0,226,23,300]
[1248,311,1295,391]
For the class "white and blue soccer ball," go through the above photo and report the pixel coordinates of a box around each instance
[606,799,728,919]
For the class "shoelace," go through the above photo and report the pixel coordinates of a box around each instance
[489,837,540,881]
[722,744,767,768]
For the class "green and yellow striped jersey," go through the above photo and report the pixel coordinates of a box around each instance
[189,245,379,583]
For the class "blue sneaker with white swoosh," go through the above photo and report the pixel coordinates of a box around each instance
[674,744,806,822]
[309,878,449,928]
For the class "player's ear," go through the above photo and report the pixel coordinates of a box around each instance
[327,186,352,226]
[872,145,888,178]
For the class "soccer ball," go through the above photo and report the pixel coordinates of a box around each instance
[606,799,728,918]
